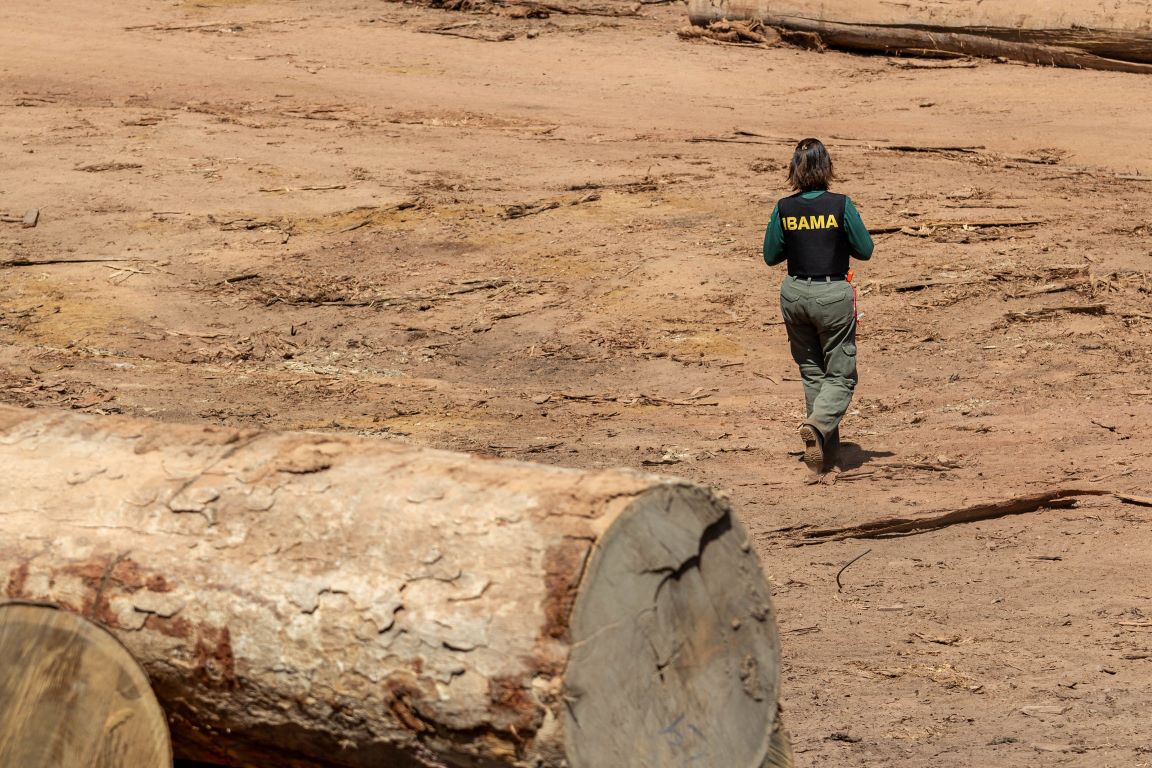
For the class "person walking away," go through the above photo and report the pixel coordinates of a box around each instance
[762,138,874,473]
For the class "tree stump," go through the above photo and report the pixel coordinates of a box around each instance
[0,603,172,768]
[0,405,790,768]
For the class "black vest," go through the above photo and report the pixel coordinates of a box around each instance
[778,191,850,277]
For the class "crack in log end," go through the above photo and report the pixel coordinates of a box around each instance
[651,513,733,604]
[541,538,594,641]
[564,486,782,768]
[4,561,29,598]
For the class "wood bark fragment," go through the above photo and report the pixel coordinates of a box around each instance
[0,406,788,768]
[796,488,1114,544]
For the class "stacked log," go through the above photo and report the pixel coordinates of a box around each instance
[0,405,791,768]
[687,0,1152,73]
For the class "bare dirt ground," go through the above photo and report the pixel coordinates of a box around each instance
[3,1,1152,765]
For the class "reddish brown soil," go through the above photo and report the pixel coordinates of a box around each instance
[3,1,1151,765]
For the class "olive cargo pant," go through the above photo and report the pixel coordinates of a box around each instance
[779,276,857,441]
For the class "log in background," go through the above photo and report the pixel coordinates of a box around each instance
[688,0,1152,70]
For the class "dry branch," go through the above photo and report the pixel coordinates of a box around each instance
[75,162,143,172]
[492,0,641,15]
[1004,303,1108,321]
[501,192,598,219]
[883,274,1000,292]
[258,185,347,193]
[869,219,1041,235]
[687,133,784,145]
[502,201,559,219]
[262,278,512,308]
[420,26,516,41]
[797,488,1114,544]
[124,17,305,32]
[880,145,983,155]
[1006,281,1084,298]
[1,257,142,268]
[679,19,778,45]
[890,58,979,69]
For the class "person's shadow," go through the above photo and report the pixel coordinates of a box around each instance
[834,443,894,471]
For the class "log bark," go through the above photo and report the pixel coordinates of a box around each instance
[687,0,1152,72]
[0,405,788,768]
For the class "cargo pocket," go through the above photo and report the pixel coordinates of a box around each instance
[843,340,857,357]
[814,285,851,305]
[779,281,802,305]
[779,283,802,322]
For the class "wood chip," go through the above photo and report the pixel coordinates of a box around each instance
[1020,705,1070,717]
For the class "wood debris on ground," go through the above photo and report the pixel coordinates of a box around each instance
[678,19,779,46]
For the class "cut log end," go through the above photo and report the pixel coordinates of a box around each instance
[565,485,785,768]
[0,603,172,768]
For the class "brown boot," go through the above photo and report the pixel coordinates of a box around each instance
[798,423,823,474]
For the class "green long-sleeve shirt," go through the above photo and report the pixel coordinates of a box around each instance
[763,190,874,267]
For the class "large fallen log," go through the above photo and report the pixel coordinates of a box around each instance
[687,0,1152,72]
[0,405,790,768]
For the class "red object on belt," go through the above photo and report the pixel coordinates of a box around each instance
[847,268,858,320]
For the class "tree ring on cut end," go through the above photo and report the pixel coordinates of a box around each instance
[0,603,172,768]
[563,485,783,768]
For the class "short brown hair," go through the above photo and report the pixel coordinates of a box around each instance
[787,138,834,192]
